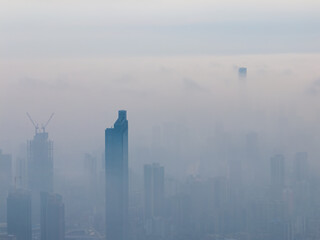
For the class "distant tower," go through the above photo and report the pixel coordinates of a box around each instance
[40,192,65,240]
[27,131,53,193]
[246,132,259,162]
[26,113,54,223]
[15,157,27,188]
[238,67,247,78]
[270,154,285,198]
[105,110,128,240]
[144,163,165,220]
[0,150,12,222]
[294,152,308,182]
[83,153,98,194]
[7,189,32,240]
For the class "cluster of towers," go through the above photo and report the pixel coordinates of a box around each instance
[0,110,131,240]
[2,113,65,240]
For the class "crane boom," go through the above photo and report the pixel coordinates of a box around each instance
[26,112,38,128]
[26,112,39,134]
[43,113,54,129]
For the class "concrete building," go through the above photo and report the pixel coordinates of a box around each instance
[144,163,165,219]
[7,189,32,240]
[270,154,285,188]
[27,129,53,223]
[40,192,65,240]
[0,150,12,223]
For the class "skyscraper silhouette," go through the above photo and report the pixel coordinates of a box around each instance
[105,110,128,240]
[270,154,285,188]
[144,163,165,220]
[27,129,53,223]
[40,192,65,240]
[270,154,285,199]
[7,189,32,240]
[0,150,12,222]
[27,130,53,193]
[294,152,308,182]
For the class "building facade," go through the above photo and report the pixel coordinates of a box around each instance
[40,192,65,240]
[7,189,32,240]
[105,110,128,240]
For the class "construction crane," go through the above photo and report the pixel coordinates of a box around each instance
[26,112,55,134]
[41,113,54,132]
[26,112,39,134]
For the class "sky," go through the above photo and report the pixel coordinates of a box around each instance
[1,0,320,177]
[1,0,320,57]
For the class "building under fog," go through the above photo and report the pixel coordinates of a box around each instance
[27,129,53,223]
[294,152,308,182]
[238,67,247,78]
[144,163,165,219]
[105,110,129,240]
[144,163,165,237]
[27,130,53,194]
[7,189,32,240]
[40,192,65,240]
[0,150,12,223]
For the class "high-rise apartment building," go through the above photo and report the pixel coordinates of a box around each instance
[27,130,53,193]
[270,154,285,188]
[7,189,32,240]
[294,152,308,182]
[40,192,65,240]
[27,129,53,223]
[105,110,128,240]
[144,163,165,219]
[0,150,12,222]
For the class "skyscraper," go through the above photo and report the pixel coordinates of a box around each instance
[105,110,128,240]
[144,163,165,220]
[270,154,285,199]
[27,129,53,223]
[40,192,65,240]
[7,189,32,240]
[238,67,247,78]
[270,154,285,188]
[27,130,53,194]
[0,150,12,222]
[294,152,308,182]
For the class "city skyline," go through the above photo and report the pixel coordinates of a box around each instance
[1,0,320,239]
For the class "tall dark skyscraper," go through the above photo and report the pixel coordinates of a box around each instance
[7,189,32,240]
[40,192,65,240]
[144,163,165,220]
[105,110,129,240]
[0,150,12,222]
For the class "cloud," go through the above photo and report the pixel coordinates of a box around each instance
[182,78,206,93]
[306,78,320,96]
[18,77,71,91]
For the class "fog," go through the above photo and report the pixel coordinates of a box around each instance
[1,0,320,239]
[1,54,320,175]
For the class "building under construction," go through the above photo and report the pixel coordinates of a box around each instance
[27,130,53,193]
[26,113,54,224]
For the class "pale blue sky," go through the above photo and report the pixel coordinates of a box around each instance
[1,0,319,57]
